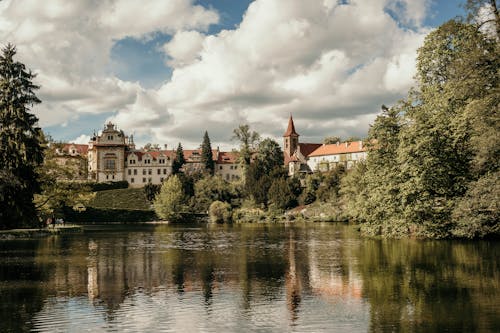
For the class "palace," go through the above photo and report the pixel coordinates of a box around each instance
[58,118,366,184]
[283,115,367,176]
[85,122,240,187]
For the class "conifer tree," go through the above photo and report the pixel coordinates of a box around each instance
[172,142,185,174]
[201,131,214,174]
[0,44,44,229]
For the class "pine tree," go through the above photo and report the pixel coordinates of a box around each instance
[172,142,185,174]
[0,44,44,229]
[201,131,214,174]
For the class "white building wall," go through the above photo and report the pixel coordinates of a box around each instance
[215,163,242,181]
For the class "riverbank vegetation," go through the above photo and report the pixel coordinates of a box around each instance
[341,4,499,239]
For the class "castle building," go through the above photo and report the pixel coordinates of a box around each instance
[86,122,241,186]
[283,116,367,175]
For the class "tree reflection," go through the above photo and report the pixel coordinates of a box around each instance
[355,239,500,332]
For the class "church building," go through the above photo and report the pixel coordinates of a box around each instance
[283,116,367,176]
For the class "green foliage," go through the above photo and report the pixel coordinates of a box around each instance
[64,206,156,223]
[267,178,295,211]
[144,183,161,202]
[153,175,187,222]
[193,175,236,213]
[451,171,500,238]
[86,181,129,192]
[34,140,93,218]
[172,142,185,174]
[340,17,499,239]
[243,137,286,208]
[232,124,260,167]
[255,138,284,173]
[0,44,44,229]
[201,131,214,174]
[315,165,346,202]
[323,136,341,144]
[89,188,151,210]
[209,200,232,223]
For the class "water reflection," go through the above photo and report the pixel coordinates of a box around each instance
[0,224,498,332]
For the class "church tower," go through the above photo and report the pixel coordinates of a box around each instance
[283,115,299,157]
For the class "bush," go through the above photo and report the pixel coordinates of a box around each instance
[209,201,232,223]
[153,175,187,222]
[63,206,156,223]
[87,181,129,192]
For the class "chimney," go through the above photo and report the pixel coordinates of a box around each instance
[345,142,348,147]
[164,144,168,149]
[359,141,363,149]
[336,141,340,146]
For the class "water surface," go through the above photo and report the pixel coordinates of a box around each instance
[0,223,498,332]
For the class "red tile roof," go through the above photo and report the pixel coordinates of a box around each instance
[217,151,239,164]
[126,150,174,161]
[126,149,219,162]
[63,144,88,155]
[299,143,322,157]
[283,115,299,137]
[308,141,366,157]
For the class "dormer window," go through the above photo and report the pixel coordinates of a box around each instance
[107,135,113,140]
[159,158,165,164]
[129,159,136,164]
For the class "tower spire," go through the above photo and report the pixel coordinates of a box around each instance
[283,114,299,137]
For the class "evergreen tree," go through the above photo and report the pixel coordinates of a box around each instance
[201,131,214,174]
[268,178,295,211]
[172,142,186,174]
[0,44,44,229]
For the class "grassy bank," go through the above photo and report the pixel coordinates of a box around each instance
[0,225,82,240]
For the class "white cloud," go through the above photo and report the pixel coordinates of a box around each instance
[71,134,91,144]
[1,0,435,147]
[163,31,205,67]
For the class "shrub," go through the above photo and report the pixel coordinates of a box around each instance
[209,201,232,223]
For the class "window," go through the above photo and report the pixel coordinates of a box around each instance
[230,165,234,170]
[131,178,135,183]
[106,174,109,180]
[112,175,115,179]
[148,178,152,183]
[234,165,237,170]
[129,159,135,164]
[143,178,146,183]
[226,174,230,180]
[144,159,151,164]
[104,159,116,170]
[159,159,165,164]
[143,169,146,175]
[134,169,137,175]
[128,169,131,175]
[157,169,161,175]
[148,169,152,175]
[219,166,223,170]
[107,135,113,140]
[163,169,167,175]
[160,177,164,182]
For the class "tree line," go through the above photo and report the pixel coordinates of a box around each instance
[341,1,499,238]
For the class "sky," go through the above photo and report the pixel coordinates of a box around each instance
[0,0,466,150]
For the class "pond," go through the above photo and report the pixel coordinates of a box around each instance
[0,223,498,332]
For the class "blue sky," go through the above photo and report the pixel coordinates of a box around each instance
[0,0,466,149]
